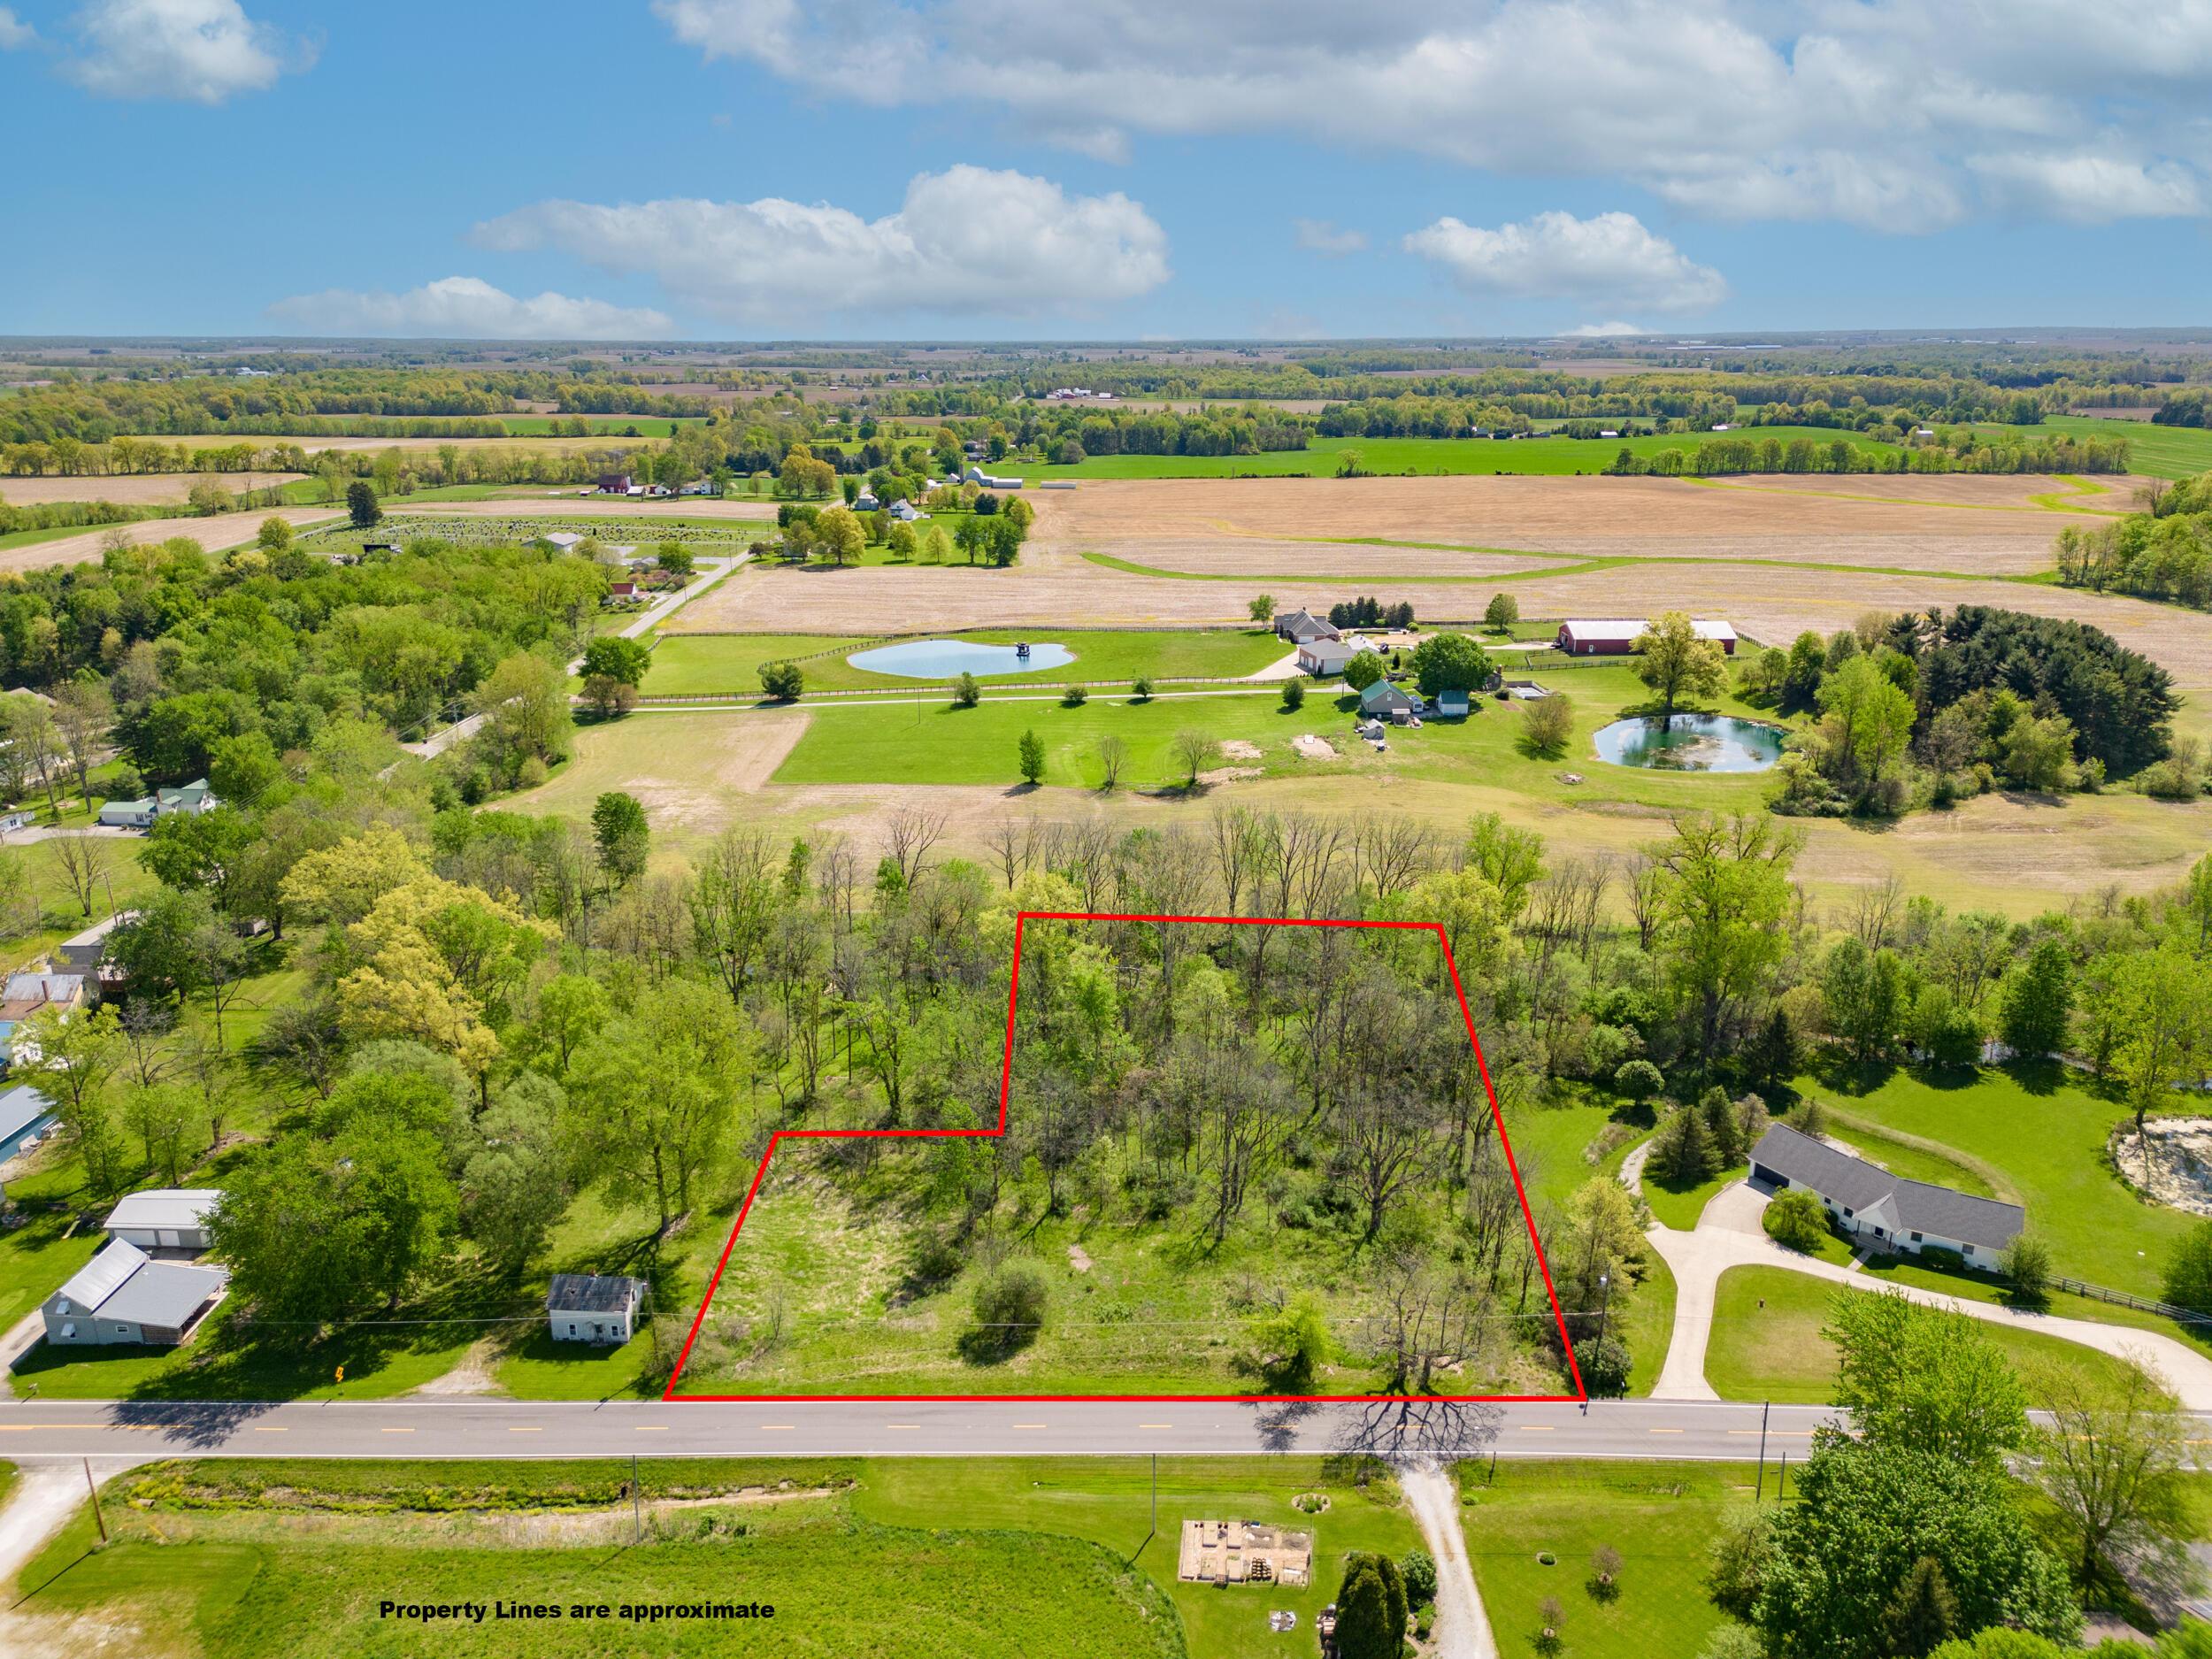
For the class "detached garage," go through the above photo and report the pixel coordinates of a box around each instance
[104,1188,222,1252]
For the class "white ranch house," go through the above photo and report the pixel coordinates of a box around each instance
[1747,1123,2024,1262]
[546,1273,649,1346]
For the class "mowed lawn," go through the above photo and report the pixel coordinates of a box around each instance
[647,626,1288,695]
[1458,1461,1745,1659]
[1704,1265,2146,1403]
[1024,428,1908,480]
[14,1455,1424,1659]
[1801,1063,2192,1299]
[2010,416,2212,480]
[768,665,1785,810]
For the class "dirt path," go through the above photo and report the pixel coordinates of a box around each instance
[1400,1461,1496,1659]
[0,1457,149,1658]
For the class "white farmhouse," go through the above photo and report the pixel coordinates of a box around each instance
[546,1273,649,1346]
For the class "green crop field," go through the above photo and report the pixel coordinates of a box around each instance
[1019,428,1907,480]
[2005,416,2212,480]
[498,414,707,436]
[646,627,1288,695]
[15,1455,1424,1659]
[1458,1461,1745,1659]
[1703,1265,2145,1403]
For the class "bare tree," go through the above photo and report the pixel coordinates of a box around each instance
[883,808,949,889]
[50,828,111,918]
[1846,876,1907,950]
[1096,734,1126,790]
[1356,817,1441,901]
[1623,854,1662,951]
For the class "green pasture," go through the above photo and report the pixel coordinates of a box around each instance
[646,627,1287,696]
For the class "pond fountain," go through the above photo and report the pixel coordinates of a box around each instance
[847,638,1074,678]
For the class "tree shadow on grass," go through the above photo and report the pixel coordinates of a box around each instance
[1808,1055,1897,1099]
[2003,1056,2073,1100]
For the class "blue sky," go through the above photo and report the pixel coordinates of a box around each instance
[3,0,2209,340]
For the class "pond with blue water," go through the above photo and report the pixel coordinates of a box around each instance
[1593,713,1785,772]
[847,638,1075,678]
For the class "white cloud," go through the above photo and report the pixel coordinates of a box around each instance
[0,8,36,48]
[1404,211,1726,311]
[62,0,308,104]
[472,165,1171,324]
[1968,151,2204,223]
[653,0,2212,231]
[1293,219,1367,256]
[1564,320,1648,338]
[266,277,674,341]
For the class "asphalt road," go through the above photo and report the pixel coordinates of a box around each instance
[0,1396,1850,1463]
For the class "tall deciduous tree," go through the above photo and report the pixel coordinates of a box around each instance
[1647,812,1802,1062]
[1635,611,1727,719]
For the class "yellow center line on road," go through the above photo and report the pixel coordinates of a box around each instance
[1517,1425,1555,1432]
[758,1425,796,1432]
[380,1427,414,1433]
[634,1425,669,1432]
[0,1424,111,1432]
[507,1426,543,1433]
[1138,1424,1174,1430]
[1725,1429,1814,1436]
[1647,1427,1684,1434]
[884,1424,922,1430]
[1010,1424,1048,1430]
[252,1426,288,1433]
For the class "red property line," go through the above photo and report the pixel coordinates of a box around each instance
[664,910,1587,1403]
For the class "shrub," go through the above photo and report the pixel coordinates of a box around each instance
[952,671,981,708]
[1589,1544,1623,1601]
[1062,683,1088,707]
[757,659,804,700]
[1131,674,1154,701]
[2001,1233,2052,1305]
[1400,1548,1438,1608]
[1281,676,1305,711]
[967,1263,1048,1356]
[1614,1057,1664,1101]
[1763,1188,1828,1253]
[1572,1336,1631,1397]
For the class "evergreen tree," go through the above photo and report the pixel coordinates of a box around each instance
[1999,936,2074,1056]
[1701,1086,1745,1165]
[1333,1554,1408,1659]
[1017,728,1046,785]
[1749,1004,1800,1092]
[1663,1102,1718,1186]
[1879,1556,1960,1657]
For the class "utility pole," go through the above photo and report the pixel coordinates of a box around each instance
[1755,1402,1770,1499]
[84,1458,106,1543]
[632,1453,642,1545]
[1778,1452,1788,1500]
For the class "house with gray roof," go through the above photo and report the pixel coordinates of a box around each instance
[1748,1122,2024,1262]
[1358,680,1423,721]
[0,1082,58,1163]
[42,1238,227,1347]
[547,1273,649,1346]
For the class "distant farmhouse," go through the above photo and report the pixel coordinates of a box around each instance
[1272,609,1341,645]
[96,778,218,832]
[1556,618,1738,657]
[1748,1123,2024,1262]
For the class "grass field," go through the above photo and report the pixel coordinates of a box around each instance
[1704,1265,2147,1403]
[1025,428,1909,480]
[1458,1460,1745,1659]
[13,1455,1423,1659]
[2017,416,2212,480]
[764,668,1783,809]
[680,1134,1564,1397]
[499,414,707,436]
[646,627,1289,695]
[1801,1062,2192,1299]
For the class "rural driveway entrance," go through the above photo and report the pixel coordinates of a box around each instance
[1402,1461,1496,1659]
